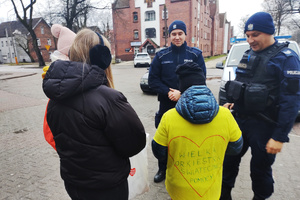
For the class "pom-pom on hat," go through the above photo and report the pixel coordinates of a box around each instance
[51,24,76,57]
[175,62,206,93]
[244,12,275,35]
[169,20,187,35]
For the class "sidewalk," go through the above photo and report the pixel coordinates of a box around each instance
[0,60,299,200]
[0,64,42,80]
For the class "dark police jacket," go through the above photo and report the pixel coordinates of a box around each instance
[148,42,206,101]
[227,40,300,142]
[43,60,146,189]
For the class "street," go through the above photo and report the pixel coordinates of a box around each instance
[0,60,299,200]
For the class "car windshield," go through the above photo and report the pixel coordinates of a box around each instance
[137,54,148,58]
[227,42,299,67]
[227,44,250,66]
[288,43,299,55]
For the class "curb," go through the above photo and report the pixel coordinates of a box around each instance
[0,73,37,81]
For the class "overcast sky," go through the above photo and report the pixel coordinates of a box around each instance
[1,0,264,36]
[219,0,264,36]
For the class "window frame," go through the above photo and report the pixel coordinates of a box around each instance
[145,10,155,21]
[145,28,156,38]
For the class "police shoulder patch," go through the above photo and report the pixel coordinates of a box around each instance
[283,49,292,55]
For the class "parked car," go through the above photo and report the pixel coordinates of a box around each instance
[140,68,156,94]
[216,38,300,119]
[134,52,151,68]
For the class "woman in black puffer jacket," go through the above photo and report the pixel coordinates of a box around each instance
[43,28,146,200]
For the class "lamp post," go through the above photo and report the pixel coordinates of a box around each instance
[12,31,19,65]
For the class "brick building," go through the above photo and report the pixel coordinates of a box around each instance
[0,18,55,64]
[112,0,233,61]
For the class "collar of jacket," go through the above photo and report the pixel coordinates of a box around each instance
[175,85,219,124]
[171,41,187,53]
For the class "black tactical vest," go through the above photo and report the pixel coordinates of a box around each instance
[227,42,289,114]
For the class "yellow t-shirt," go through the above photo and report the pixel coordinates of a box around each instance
[153,106,241,200]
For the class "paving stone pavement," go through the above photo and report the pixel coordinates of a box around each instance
[0,60,299,200]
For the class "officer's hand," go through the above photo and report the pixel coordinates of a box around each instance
[266,138,283,154]
[168,88,181,102]
[223,103,234,110]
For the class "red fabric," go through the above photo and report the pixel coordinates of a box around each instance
[43,100,56,150]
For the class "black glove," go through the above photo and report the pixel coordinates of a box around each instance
[89,44,112,70]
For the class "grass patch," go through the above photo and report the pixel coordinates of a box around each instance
[204,54,226,62]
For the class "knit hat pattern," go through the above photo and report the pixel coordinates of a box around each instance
[51,24,76,57]
[169,20,187,35]
[244,12,275,35]
[175,62,206,93]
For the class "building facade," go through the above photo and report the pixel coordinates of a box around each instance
[112,0,233,61]
[0,18,55,64]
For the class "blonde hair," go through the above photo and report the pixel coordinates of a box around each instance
[69,28,114,88]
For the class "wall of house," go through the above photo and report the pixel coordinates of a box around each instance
[28,19,55,63]
[113,0,139,61]
[0,37,15,63]
[136,0,165,48]
[112,0,231,61]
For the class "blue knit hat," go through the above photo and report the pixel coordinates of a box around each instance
[169,20,187,35]
[244,12,275,35]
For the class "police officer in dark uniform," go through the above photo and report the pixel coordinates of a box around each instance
[149,20,206,183]
[220,12,300,200]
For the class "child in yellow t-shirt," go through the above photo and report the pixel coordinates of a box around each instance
[152,62,243,200]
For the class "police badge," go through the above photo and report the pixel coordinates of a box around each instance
[248,24,254,31]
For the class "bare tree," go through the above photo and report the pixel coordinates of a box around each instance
[237,15,250,37]
[14,33,35,62]
[262,0,299,35]
[10,0,45,66]
[60,0,93,31]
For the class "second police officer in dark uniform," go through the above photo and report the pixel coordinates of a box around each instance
[220,12,300,200]
[149,20,207,183]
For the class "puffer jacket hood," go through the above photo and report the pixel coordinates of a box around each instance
[43,60,108,101]
[176,85,219,124]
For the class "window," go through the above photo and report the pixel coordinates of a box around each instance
[145,28,156,38]
[10,40,12,46]
[6,41,8,46]
[145,11,155,21]
[133,12,138,22]
[37,38,41,46]
[162,9,168,19]
[41,26,44,34]
[1,41,3,47]
[47,39,51,45]
[134,30,139,39]
[162,27,168,38]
